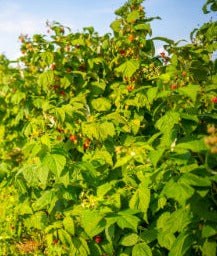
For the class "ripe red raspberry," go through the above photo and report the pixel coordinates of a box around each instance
[69,135,77,141]
[53,239,59,244]
[212,97,217,103]
[67,68,71,73]
[127,85,134,91]
[95,236,101,244]
[60,91,65,95]
[51,64,55,70]
[171,85,177,90]
[160,52,165,57]
[120,49,125,55]
[129,35,134,42]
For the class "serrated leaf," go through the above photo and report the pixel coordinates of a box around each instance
[162,179,194,206]
[93,150,113,166]
[134,24,151,34]
[158,232,176,250]
[155,111,180,133]
[120,233,139,247]
[110,19,122,32]
[132,242,152,256]
[58,229,73,247]
[175,138,208,152]
[97,182,115,197]
[169,233,193,256]
[117,214,140,232]
[115,60,140,78]
[147,87,158,104]
[202,240,216,256]
[178,84,200,102]
[37,165,49,188]
[24,211,48,230]
[91,98,111,112]
[33,190,55,211]
[43,154,66,178]
[202,223,217,238]
[129,183,150,222]
[105,225,115,244]
[38,70,54,91]
[98,121,115,140]
[131,119,140,135]
[61,76,71,89]
[180,173,211,187]
[127,11,140,23]
[63,216,75,235]
[81,210,106,237]
[114,155,132,169]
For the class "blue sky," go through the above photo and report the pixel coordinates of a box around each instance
[0,0,215,60]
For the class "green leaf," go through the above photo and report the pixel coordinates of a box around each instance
[33,190,55,211]
[115,60,140,78]
[179,173,211,187]
[11,91,25,104]
[132,242,152,256]
[37,165,49,188]
[120,233,139,247]
[129,183,150,222]
[92,150,113,166]
[24,211,48,230]
[148,147,165,168]
[134,24,151,34]
[162,180,194,206]
[40,52,54,65]
[58,229,73,247]
[114,155,132,169]
[91,98,111,112]
[127,11,140,23]
[105,225,115,243]
[56,107,65,122]
[175,138,208,152]
[131,119,141,135]
[38,70,54,91]
[169,233,193,256]
[110,19,122,32]
[61,76,71,89]
[189,61,209,81]
[98,121,115,140]
[152,36,175,45]
[140,229,158,244]
[63,216,75,235]
[81,210,106,237]
[178,84,200,102]
[43,154,66,177]
[147,87,158,104]
[117,214,140,232]
[158,232,176,250]
[97,181,115,197]
[202,240,216,256]
[155,111,180,133]
[202,223,217,238]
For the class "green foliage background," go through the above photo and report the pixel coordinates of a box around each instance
[0,0,217,255]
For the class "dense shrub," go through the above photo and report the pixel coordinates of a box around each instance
[0,0,217,255]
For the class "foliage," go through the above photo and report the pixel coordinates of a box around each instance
[0,0,217,255]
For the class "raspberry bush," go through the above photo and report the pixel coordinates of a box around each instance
[0,0,217,255]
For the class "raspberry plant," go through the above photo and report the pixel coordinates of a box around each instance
[0,0,217,255]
